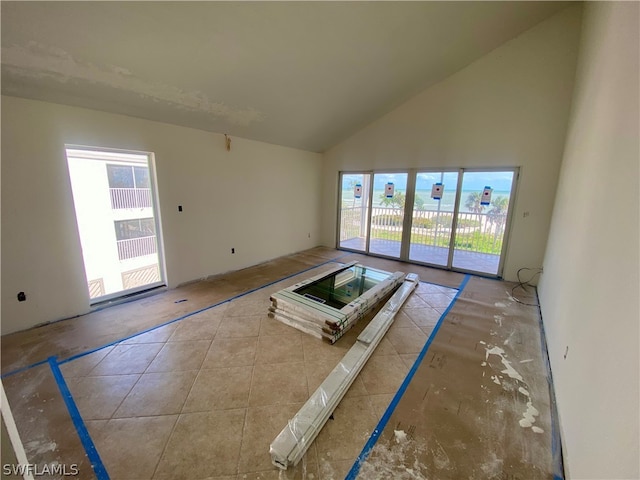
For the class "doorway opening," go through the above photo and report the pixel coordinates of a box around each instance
[66,147,166,303]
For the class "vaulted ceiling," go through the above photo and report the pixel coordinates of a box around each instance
[2,2,569,152]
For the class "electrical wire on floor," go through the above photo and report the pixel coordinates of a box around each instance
[511,267,543,307]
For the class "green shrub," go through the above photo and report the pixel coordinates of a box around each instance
[412,217,434,229]
[371,214,404,226]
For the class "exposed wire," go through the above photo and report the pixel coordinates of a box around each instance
[511,267,542,307]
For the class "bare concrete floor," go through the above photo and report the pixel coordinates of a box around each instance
[1,247,559,479]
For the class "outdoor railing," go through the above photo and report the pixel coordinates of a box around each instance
[340,206,507,255]
[110,188,152,210]
[117,236,158,261]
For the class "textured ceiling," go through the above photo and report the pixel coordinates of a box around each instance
[1,2,569,152]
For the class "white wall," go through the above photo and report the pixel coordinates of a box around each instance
[538,2,639,479]
[1,96,323,334]
[321,6,583,282]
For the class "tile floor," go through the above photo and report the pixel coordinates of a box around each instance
[67,282,455,479]
[2,248,462,479]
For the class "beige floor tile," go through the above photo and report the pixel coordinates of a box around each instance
[255,335,304,365]
[183,366,253,412]
[368,393,395,419]
[301,335,345,365]
[315,396,377,462]
[405,306,442,329]
[121,324,178,344]
[237,403,308,474]
[68,374,139,420]
[146,340,210,373]
[360,354,409,395]
[249,363,308,407]
[94,415,177,480]
[168,311,222,342]
[84,419,109,438]
[154,409,246,479]
[90,343,164,375]
[60,347,114,378]
[202,337,257,368]
[384,325,428,354]
[419,292,455,309]
[225,298,269,317]
[259,317,302,337]
[399,353,420,370]
[114,371,197,417]
[217,315,262,338]
[372,337,400,356]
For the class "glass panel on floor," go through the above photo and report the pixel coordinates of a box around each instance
[338,173,371,252]
[369,172,408,259]
[452,171,514,275]
[409,171,459,266]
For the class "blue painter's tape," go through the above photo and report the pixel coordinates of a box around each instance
[59,253,352,365]
[1,359,49,379]
[345,274,471,480]
[48,357,110,480]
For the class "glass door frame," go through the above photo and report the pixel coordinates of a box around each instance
[336,167,519,278]
[450,167,519,278]
[407,168,463,268]
[66,145,167,304]
[336,171,374,254]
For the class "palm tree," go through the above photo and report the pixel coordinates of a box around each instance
[487,196,509,230]
[465,192,485,214]
[379,190,406,209]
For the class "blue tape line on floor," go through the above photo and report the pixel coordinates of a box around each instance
[345,274,471,480]
[58,253,351,366]
[1,359,49,379]
[48,357,110,480]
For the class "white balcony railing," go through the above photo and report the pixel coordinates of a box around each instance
[117,236,158,261]
[340,206,507,255]
[110,188,152,210]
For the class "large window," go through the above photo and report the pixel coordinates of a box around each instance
[66,147,165,302]
[337,168,518,277]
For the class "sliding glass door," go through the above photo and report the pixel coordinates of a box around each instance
[452,170,516,275]
[409,171,459,266]
[338,173,371,252]
[337,168,517,277]
[369,173,408,259]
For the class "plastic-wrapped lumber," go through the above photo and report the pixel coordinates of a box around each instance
[269,273,419,470]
